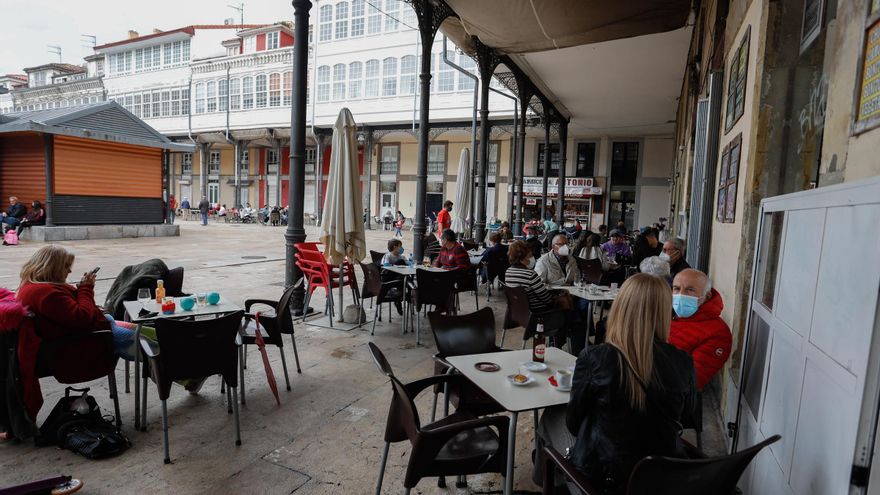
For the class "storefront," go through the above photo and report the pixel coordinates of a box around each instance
[513,177,604,228]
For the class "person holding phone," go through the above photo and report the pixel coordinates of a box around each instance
[15,245,138,361]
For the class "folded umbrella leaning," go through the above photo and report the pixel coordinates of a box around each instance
[451,148,472,237]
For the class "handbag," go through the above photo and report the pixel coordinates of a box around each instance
[36,387,130,459]
[3,230,19,246]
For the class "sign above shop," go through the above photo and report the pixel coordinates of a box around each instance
[511,177,602,198]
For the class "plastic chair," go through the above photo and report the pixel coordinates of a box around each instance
[358,261,405,335]
[501,285,567,350]
[294,249,359,327]
[238,281,305,404]
[369,250,385,266]
[481,248,509,301]
[542,435,781,495]
[453,265,480,312]
[681,390,704,450]
[138,310,244,464]
[574,257,604,285]
[410,269,457,346]
[368,342,510,495]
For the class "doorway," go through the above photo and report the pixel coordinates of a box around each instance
[609,190,636,231]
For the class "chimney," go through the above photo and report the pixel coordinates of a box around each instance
[128,30,139,39]
[152,28,163,34]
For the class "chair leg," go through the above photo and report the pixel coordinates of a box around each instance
[696,430,703,451]
[474,290,479,310]
[289,333,302,373]
[376,441,390,495]
[416,309,421,346]
[124,360,131,394]
[521,339,527,350]
[108,372,121,428]
[456,475,467,488]
[278,345,292,391]
[141,372,148,431]
[430,391,439,423]
[239,346,246,405]
[500,328,506,348]
[371,304,380,335]
[162,399,171,464]
[220,380,225,395]
[243,345,248,370]
[226,385,233,414]
[231,385,242,446]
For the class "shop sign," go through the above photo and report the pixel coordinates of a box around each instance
[516,177,601,198]
[857,18,880,128]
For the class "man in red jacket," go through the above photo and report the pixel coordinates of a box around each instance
[669,268,732,390]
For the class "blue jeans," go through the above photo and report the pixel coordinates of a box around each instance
[105,314,136,361]
[201,212,208,225]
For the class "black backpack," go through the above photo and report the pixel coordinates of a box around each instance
[36,387,131,459]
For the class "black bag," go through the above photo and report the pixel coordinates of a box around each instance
[36,387,130,459]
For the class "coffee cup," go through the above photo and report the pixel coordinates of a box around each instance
[555,369,573,389]
[180,296,196,311]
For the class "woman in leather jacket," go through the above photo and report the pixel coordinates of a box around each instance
[535,273,695,493]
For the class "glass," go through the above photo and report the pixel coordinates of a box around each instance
[197,292,208,308]
[137,288,151,308]
[422,259,431,268]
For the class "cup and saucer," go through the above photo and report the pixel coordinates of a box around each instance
[549,369,573,392]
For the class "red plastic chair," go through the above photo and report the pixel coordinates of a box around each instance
[294,250,359,327]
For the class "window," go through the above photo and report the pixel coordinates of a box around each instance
[181,88,190,115]
[436,51,455,92]
[266,31,279,50]
[402,3,417,27]
[317,65,331,102]
[458,53,476,91]
[206,81,217,113]
[269,73,281,106]
[142,92,152,118]
[133,94,142,117]
[399,55,416,95]
[255,74,267,108]
[350,0,365,36]
[282,71,292,105]
[384,0,399,31]
[209,152,221,174]
[152,46,161,68]
[382,57,397,96]
[152,90,161,117]
[716,134,742,223]
[427,143,446,175]
[610,142,639,187]
[335,2,349,39]
[218,80,228,112]
[194,83,205,114]
[364,60,380,97]
[244,36,256,53]
[182,153,193,174]
[239,149,249,173]
[267,149,280,165]
[476,141,500,176]
[161,90,171,116]
[348,62,362,98]
[135,48,144,70]
[305,147,316,174]
[536,143,561,176]
[242,76,254,109]
[229,78,241,110]
[575,142,596,177]
[367,1,382,34]
[208,182,219,204]
[328,64,345,101]
[319,5,333,41]
[379,144,399,174]
[170,90,181,116]
[725,28,750,132]
[182,39,191,61]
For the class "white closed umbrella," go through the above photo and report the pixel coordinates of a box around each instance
[451,148,472,236]
[320,108,366,322]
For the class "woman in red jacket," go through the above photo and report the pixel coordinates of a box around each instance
[16,245,136,360]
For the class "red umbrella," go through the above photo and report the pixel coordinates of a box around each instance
[252,312,280,406]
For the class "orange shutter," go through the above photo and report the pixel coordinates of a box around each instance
[53,135,162,198]
[0,133,47,207]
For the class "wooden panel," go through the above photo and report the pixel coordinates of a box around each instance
[53,135,162,198]
[0,132,46,207]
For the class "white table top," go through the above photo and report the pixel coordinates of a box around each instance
[551,284,618,301]
[447,348,576,413]
[382,265,447,276]
[123,296,242,323]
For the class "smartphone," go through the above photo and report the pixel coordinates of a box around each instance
[90,267,101,275]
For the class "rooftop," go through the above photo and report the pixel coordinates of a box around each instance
[94,24,270,50]
[21,63,85,74]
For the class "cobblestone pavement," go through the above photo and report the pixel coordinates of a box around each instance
[0,220,727,494]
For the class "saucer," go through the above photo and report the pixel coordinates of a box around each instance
[507,373,534,386]
[521,361,548,372]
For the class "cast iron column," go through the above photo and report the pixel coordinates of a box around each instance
[285,0,312,313]
[409,0,453,261]
[473,38,500,243]
[514,100,527,233]
[557,119,568,225]
[540,116,551,221]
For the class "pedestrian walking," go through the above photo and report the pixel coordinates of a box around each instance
[198,196,210,226]
[167,194,177,224]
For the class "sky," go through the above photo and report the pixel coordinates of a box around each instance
[0,0,292,75]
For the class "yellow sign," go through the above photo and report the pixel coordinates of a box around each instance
[858,19,880,122]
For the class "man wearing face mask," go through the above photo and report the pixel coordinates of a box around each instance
[669,269,732,390]
[535,234,581,286]
[661,237,690,278]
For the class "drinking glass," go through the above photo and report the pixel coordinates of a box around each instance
[610,282,619,295]
[137,288,151,309]
[197,292,208,308]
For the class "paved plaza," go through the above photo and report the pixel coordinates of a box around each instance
[0,220,725,494]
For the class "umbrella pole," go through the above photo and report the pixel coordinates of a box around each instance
[338,257,345,322]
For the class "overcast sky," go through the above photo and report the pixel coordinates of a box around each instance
[1,0,293,75]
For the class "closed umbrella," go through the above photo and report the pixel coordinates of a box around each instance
[320,108,366,322]
[451,148,472,236]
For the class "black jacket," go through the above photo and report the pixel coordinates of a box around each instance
[525,236,542,260]
[5,202,25,220]
[566,342,695,492]
[632,243,662,269]
[198,200,210,213]
[670,257,691,278]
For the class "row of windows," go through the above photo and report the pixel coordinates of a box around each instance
[318,0,416,42]
[193,72,295,114]
[378,142,499,176]
[316,52,477,102]
[107,39,191,76]
[12,96,103,112]
[110,87,190,119]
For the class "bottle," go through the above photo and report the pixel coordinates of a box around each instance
[532,318,546,363]
[155,279,166,304]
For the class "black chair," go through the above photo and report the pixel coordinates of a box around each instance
[501,285,567,350]
[238,283,304,404]
[461,239,478,251]
[574,257,604,285]
[410,269,457,346]
[139,310,244,464]
[368,342,509,495]
[358,261,405,335]
[369,250,385,266]
[542,435,781,495]
[681,390,704,450]
[481,248,509,301]
[453,265,480,312]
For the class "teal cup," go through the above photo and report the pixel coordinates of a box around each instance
[207,292,221,305]
[180,296,196,311]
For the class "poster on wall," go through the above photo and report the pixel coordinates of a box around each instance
[856,17,880,131]
[725,182,737,222]
[716,187,727,222]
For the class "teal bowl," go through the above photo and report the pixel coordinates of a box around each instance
[207,292,221,305]
[180,297,195,311]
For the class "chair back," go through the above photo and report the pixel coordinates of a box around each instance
[461,239,478,251]
[153,311,244,390]
[503,285,533,330]
[358,261,384,299]
[485,248,510,282]
[428,307,498,358]
[368,341,394,377]
[275,280,301,335]
[575,257,603,285]
[369,342,419,443]
[454,265,479,293]
[294,242,322,252]
[369,250,385,265]
[414,269,457,307]
[626,435,781,495]
[165,266,187,297]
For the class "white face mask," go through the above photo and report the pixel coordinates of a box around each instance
[527,258,537,269]
[557,245,570,257]
[659,252,671,262]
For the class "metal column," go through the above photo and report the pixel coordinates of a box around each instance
[557,120,568,225]
[540,116,551,221]
[473,38,500,243]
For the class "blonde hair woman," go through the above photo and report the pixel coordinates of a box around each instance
[533,274,695,493]
[17,245,136,360]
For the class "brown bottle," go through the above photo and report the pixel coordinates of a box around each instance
[532,318,546,363]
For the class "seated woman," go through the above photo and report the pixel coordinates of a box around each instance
[534,274,695,494]
[574,232,610,271]
[15,200,45,237]
[16,245,139,361]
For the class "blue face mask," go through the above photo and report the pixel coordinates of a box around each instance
[672,294,700,318]
[399,247,404,255]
